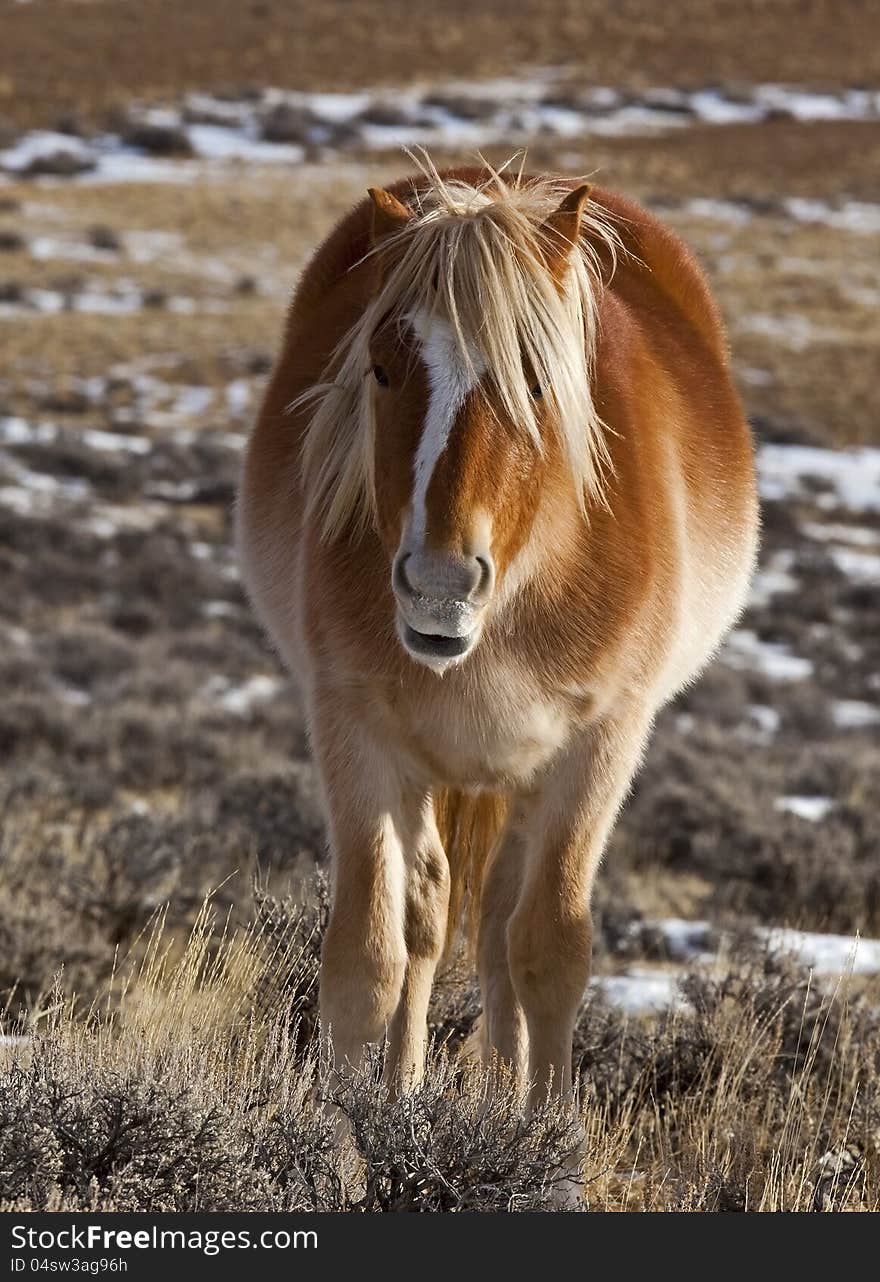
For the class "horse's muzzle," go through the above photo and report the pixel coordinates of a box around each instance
[392,548,493,670]
[393,548,494,606]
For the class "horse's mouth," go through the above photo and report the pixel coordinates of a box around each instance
[402,624,473,660]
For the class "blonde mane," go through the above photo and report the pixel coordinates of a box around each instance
[297,162,622,540]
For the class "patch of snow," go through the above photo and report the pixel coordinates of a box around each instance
[187,124,304,163]
[801,521,879,548]
[136,108,184,130]
[827,546,880,585]
[202,674,285,715]
[4,625,31,647]
[747,704,781,737]
[844,284,880,307]
[292,89,375,121]
[146,480,198,501]
[0,454,91,515]
[724,629,813,681]
[754,85,874,122]
[591,968,687,1015]
[642,918,715,962]
[77,502,165,538]
[588,920,880,1014]
[215,431,245,451]
[0,486,38,516]
[785,198,880,234]
[739,366,774,386]
[28,235,116,264]
[0,417,58,446]
[689,90,764,125]
[632,920,880,989]
[737,313,840,350]
[81,152,202,186]
[575,104,689,137]
[78,375,108,403]
[775,795,834,822]
[749,550,798,606]
[172,386,215,417]
[0,282,174,318]
[225,378,253,416]
[684,198,753,225]
[757,444,880,513]
[18,288,65,314]
[58,685,91,707]
[203,600,242,619]
[81,515,120,539]
[81,428,152,454]
[183,93,252,127]
[831,699,880,729]
[124,229,185,263]
[761,928,880,977]
[0,131,96,174]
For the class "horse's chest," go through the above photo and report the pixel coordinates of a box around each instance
[387,671,573,789]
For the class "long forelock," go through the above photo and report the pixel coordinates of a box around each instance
[298,168,621,541]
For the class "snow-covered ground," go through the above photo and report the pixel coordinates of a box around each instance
[596,921,880,1015]
[723,629,814,681]
[592,968,687,1015]
[757,443,880,513]
[3,80,879,183]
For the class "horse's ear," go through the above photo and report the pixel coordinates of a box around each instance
[541,183,592,268]
[368,187,413,245]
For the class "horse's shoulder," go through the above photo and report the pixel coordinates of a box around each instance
[590,186,730,365]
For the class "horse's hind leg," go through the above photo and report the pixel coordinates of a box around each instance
[476,807,528,1087]
[384,806,450,1093]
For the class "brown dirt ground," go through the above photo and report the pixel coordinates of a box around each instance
[1,0,879,131]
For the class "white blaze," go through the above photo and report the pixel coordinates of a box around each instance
[408,310,485,538]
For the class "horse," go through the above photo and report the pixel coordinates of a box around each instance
[237,161,759,1111]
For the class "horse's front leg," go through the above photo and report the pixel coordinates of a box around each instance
[311,691,446,1091]
[312,693,409,1078]
[508,703,653,1109]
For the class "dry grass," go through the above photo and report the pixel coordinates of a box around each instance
[3,898,879,1212]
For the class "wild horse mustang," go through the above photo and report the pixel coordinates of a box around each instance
[238,161,758,1113]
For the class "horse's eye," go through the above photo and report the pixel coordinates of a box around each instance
[372,364,389,387]
[530,382,543,399]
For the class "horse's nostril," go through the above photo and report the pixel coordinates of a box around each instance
[473,555,494,601]
[393,552,412,597]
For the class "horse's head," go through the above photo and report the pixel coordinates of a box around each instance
[301,172,614,672]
